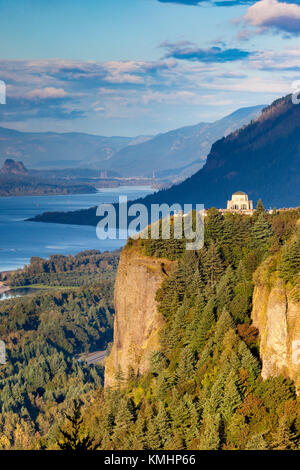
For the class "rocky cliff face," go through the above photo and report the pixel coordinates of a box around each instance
[105,246,172,388]
[252,279,300,391]
[0,159,28,176]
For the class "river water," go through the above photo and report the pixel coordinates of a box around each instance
[0,186,154,272]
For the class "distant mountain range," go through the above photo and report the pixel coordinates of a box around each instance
[30,95,300,225]
[0,105,263,179]
[0,127,135,171]
[104,105,264,179]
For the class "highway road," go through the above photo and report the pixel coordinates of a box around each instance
[78,350,107,365]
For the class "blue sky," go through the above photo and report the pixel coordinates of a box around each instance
[0,0,300,135]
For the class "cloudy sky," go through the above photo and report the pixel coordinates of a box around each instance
[0,0,299,136]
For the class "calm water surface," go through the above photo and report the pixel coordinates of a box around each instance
[0,186,154,272]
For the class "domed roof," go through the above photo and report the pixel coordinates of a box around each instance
[233,191,246,195]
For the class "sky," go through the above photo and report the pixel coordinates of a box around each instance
[0,0,300,136]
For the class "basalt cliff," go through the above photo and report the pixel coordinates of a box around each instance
[105,213,300,396]
[252,272,300,391]
[104,245,173,388]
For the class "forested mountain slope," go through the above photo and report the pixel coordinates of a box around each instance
[140,95,300,209]
[87,206,300,451]
[2,205,300,449]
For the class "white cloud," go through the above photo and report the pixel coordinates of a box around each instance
[250,47,300,70]
[26,87,67,99]
[243,0,300,35]
[204,75,291,93]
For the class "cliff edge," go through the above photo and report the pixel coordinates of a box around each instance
[252,268,300,391]
[104,244,172,388]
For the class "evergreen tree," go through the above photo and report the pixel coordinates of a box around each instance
[236,259,250,282]
[238,342,260,383]
[199,414,221,450]
[156,371,173,400]
[246,433,268,450]
[185,399,200,444]
[170,392,190,440]
[132,417,146,450]
[205,208,224,243]
[57,400,99,451]
[203,373,226,418]
[214,309,235,344]
[251,213,273,250]
[256,198,265,214]
[216,266,235,312]
[113,398,134,446]
[176,346,195,383]
[146,420,161,450]
[272,414,298,450]
[192,298,215,353]
[203,242,224,286]
[115,365,125,389]
[279,234,300,284]
[221,371,242,422]
[155,402,171,448]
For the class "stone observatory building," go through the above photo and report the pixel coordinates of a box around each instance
[227,191,253,212]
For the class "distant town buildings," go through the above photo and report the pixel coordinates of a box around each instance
[100,170,108,179]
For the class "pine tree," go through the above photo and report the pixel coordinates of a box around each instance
[57,400,99,450]
[146,420,161,450]
[113,398,134,445]
[155,402,171,448]
[156,371,173,400]
[193,298,215,352]
[132,417,146,450]
[115,365,125,389]
[251,213,273,249]
[185,399,200,444]
[272,414,297,450]
[176,346,195,383]
[214,309,235,344]
[216,266,235,312]
[203,242,224,286]
[238,341,260,383]
[203,373,225,418]
[170,391,190,440]
[279,234,300,284]
[199,414,221,450]
[236,259,250,282]
[246,433,268,450]
[256,198,265,214]
[221,370,242,422]
[205,208,224,243]
[127,365,136,383]
[194,292,206,314]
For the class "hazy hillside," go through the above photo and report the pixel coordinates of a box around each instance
[103,105,264,178]
[140,95,300,209]
[0,126,134,169]
[0,105,262,177]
